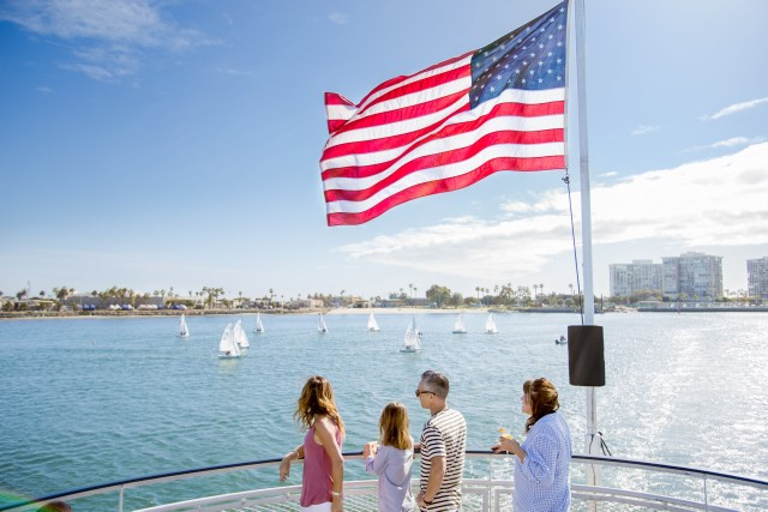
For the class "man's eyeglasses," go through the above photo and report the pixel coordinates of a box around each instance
[415,389,435,397]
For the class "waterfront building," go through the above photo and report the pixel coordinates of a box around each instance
[747,256,768,298]
[661,252,723,301]
[609,259,662,298]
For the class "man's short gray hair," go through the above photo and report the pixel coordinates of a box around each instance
[421,370,449,399]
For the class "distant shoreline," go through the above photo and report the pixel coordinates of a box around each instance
[2,305,767,321]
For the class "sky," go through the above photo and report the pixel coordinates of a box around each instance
[1,0,767,301]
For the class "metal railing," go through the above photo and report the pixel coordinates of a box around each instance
[4,452,767,512]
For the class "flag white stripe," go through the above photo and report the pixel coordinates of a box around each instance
[323,92,468,150]
[323,87,565,153]
[356,55,473,114]
[321,111,564,176]
[325,104,358,121]
[325,141,564,214]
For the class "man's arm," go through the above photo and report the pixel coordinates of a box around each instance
[422,455,445,503]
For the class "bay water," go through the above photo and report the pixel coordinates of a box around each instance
[1,312,767,510]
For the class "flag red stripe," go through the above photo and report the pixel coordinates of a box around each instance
[321,99,564,179]
[354,65,472,119]
[354,52,473,112]
[326,155,565,226]
[324,130,564,202]
[324,92,355,106]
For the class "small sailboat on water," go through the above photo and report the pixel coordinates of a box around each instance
[485,313,499,334]
[400,317,422,353]
[254,312,265,333]
[318,313,328,333]
[367,312,380,332]
[218,323,241,359]
[233,319,250,349]
[178,313,190,338]
[452,313,467,334]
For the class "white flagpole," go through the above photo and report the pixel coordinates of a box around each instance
[571,0,602,490]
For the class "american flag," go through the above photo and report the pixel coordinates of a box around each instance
[321,1,568,226]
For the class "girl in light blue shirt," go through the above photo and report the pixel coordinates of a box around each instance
[364,402,416,512]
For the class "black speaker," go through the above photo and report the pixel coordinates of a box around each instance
[568,325,605,387]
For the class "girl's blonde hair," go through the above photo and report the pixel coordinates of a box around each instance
[378,402,412,450]
[294,375,345,437]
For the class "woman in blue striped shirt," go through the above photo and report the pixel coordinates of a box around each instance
[492,378,572,512]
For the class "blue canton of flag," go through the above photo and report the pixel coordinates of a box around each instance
[470,1,568,108]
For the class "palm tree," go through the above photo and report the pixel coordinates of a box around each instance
[409,283,414,297]
[569,283,574,296]
[539,284,544,297]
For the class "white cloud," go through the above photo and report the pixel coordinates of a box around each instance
[598,171,618,178]
[36,86,53,93]
[631,125,659,136]
[703,97,768,121]
[0,0,214,81]
[683,136,763,153]
[337,142,768,281]
[328,12,350,25]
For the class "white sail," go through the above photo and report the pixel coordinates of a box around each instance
[401,317,422,352]
[485,313,498,334]
[254,313,265,333]
[452,313,467,334]
[178,313,190,337]
[318,314,328,333]
[233,319,250,348]
[367,312,380,332]
[218,323,241,357]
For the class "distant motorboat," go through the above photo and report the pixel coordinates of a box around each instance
[254,313,265,333]
[367,312,380,332]
[485,313,499,334]
[218,323,241,358]
[555,335,567,345]
[318,314,328,333]
[233,319,250,349]
[452,313,467,334]
[178,313,190,338]
[400,317,422,353]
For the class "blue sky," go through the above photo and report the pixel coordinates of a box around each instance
[1,0,767,301]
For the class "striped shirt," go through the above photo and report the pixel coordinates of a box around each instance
[513,412,572,512]
[419,408,467,512]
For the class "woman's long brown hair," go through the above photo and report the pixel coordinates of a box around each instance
[294,375,345,437]
[524,377,560,433]
[378,402,412,450]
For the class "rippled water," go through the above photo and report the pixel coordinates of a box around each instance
[1,312,767,510]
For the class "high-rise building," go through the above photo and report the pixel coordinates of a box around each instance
[661,252,723,301]
[609,259,662,297]
[747,256,768,298]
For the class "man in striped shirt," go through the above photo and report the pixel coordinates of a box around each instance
[415,370,467,512]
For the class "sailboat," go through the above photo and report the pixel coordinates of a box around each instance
[400,317,422,353]
[485,313,499,334]
[317,313,328,333]
[233,319,250,349]
[452,313,467,334]
[367,312,380,332]
[254,312,265,333]
[218,323,241,359]
[178,313,190,337]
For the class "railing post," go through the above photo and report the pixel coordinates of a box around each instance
[703,475,709,510]
[118,485,124,512]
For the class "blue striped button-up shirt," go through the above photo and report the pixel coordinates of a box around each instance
[513,412,572,512]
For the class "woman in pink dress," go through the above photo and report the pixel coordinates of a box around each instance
[280,376,345,512]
